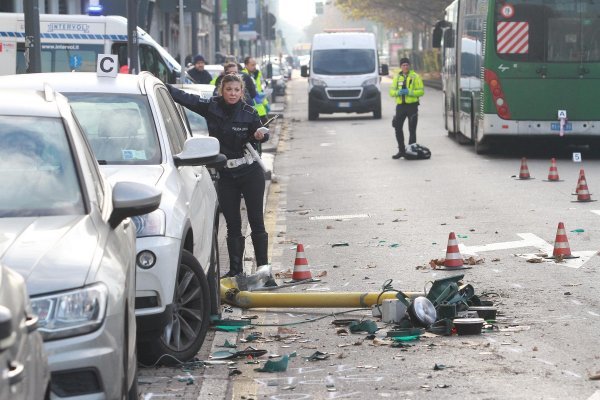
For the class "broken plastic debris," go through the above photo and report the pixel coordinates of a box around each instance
[220,339,237,348]
[570,228,585,233]
[255,353,294,373]
[306,351,330,361]
[348,320,379,334]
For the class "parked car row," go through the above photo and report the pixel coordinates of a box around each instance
[0,66,226,398]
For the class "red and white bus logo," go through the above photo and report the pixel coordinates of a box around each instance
[497,21,529,54]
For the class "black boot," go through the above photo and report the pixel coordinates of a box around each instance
[225,236,245,277]
[392,149,405,159]
[251,232,269,266]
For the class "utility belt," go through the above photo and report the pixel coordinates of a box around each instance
[225,149,254,168]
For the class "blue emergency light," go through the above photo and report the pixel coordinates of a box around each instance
[87,4,103,16]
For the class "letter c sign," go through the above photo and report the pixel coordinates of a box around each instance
[97,54,118,78]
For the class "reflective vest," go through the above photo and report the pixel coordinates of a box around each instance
[389,70,424,105]
[242,67,268,117]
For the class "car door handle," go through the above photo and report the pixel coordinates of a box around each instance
[8,361,24,385]
[25,313,39,333]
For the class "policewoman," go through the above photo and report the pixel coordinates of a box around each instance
[390,57,424,159]
[167,74,269,277]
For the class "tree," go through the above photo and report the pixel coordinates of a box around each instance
[335,0,450,29]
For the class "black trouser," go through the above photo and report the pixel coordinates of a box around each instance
[395,103,419,151]
[218,165,266,238]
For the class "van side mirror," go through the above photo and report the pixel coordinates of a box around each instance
[266,63,273,79]
[444,28,455,48]
[300,65,309,77]
[380,64,389,76]
[432,26,443,48]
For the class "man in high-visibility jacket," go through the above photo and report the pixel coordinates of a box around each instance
[389,57,424,159]
[242,56,270,124]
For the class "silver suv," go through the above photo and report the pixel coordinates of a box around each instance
[0,72,224,365]
[0,88,161,398]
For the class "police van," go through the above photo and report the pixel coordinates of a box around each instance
[301,29,389,120]
[0,13,182,83]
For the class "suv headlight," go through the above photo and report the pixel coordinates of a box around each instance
[131,209,166,237]
[309,77,327,87]
[31,283,108,341]
[362,77,379,86]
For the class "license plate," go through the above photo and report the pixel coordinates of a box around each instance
[338,102,351,108]
[551,122,572,131]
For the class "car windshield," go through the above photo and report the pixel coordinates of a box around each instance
[66,94,161,165]
[0,116,84,217]
[272,64,281,76]
[312,49,376,75]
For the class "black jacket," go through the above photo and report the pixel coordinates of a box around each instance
[167,85,266,176]
[187,68,213,84]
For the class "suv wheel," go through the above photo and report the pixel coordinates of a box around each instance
[138,250,210,365]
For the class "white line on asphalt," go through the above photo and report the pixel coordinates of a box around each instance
[320,142,333,146]
[310,214,369,220]
[459,233,552,254]
[587,390,600,400]
[591,210,600,216]
[457,232,596,269]
[588,311,600,317]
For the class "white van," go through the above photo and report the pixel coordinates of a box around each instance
[301,31,389,120]
[0,13,182,83]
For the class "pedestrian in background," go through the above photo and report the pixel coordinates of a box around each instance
[187,54,213,84]
[390,57,424,159]
[212,62,258,104]
[242,56,270,124]
[166,74,270,277]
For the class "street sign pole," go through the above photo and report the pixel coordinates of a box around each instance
[179,0,187,82]
[23,0,41,73]
[127,0,139,74]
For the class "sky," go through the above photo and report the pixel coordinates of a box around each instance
[277,0,315,30]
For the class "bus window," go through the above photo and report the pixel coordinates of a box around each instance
[16,43,102,73]
[496,0,600,63]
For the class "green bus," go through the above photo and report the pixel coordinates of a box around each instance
[433,0,600,153]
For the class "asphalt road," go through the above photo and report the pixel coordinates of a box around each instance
[140,72,600,400]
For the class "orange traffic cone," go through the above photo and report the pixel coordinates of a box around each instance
[517,157,533,179]
[545,158,561,182]
[548,222,578,259]
[290,244,313,281]
[443,232,464,268]
[573,169,595,202]
[574,169,585,194]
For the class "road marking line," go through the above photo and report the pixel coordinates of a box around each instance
[587,390,600,400]
[591,210,600,216]
[459,233,551,254]
[310,214,369,220]
[457,232,596,269]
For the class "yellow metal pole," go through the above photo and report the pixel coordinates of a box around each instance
[220,278,424,309]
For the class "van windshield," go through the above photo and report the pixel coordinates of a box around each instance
[312,49,376,75]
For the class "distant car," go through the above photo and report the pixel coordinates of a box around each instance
[0,263,49,400]
[203,64,224,81]
[174,83,216,137]
[269,63,287,97]
[0,71,225,366]
[0,88,161,399]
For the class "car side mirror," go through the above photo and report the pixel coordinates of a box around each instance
[300,65,309,77]
[109,182,162,229]
[174,136,222,167]
[380,64,389,76]
[0,305,15,352]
